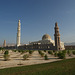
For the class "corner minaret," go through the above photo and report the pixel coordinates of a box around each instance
[54,22,61,50]
[17,20,21,47]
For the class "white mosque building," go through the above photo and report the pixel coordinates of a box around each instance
[17,21,65,50]
[29,34,65,50]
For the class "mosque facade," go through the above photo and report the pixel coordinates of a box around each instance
[28,34,65,50]
[18,22,65,50]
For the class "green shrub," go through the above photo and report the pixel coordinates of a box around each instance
[72,51,75,55]
[48,51,53,55]
[23,54,29,60]
[44,50,46,52]
[38,51,42,54]
[67,50,71,56]
[53,50,56,52]
[4,51,10,61]
[57,52,66,59]
[18,50,22,53]
[40,53,44,57]
[13,50,17,52]
[29,50,33,54]
[18,50,26,54]
[54,52,58,57]
[62,50,66,54]
[4,51,9,55]
[25,50,29,52]
[38,51,44,57]
[4,54,10,61]
[21,50,26,54]
[44,54,48,60]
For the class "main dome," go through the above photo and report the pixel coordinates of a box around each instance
[42,34,51,40]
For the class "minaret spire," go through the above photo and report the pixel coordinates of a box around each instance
[54,22,61,50]
[3,40,6,47]
[17,20,21,47]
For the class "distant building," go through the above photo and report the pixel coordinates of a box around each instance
[65,45,75,50]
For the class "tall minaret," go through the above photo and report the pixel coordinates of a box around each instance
[54,22,61,50]
[3,40,6,47]
[17,20,21,47]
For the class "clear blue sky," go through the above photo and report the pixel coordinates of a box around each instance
[0,0,75,45]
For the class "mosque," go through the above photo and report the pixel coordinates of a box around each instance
[17,20,65,50]
[4,20,65,50]
[28,34,65,50]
